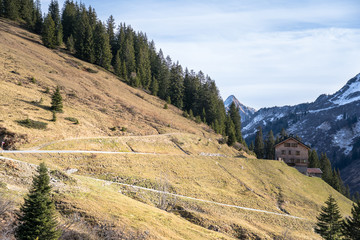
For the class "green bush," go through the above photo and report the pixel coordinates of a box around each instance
[65,117,79,124]
[17,118,48,129]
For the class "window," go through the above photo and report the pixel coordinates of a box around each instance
[281,150,286,155]
[288,150,292,155]
[296,151,300,155]
[284,143,290,147]
[291,143,298,147]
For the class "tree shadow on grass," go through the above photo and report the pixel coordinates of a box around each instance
[19,99,52,111]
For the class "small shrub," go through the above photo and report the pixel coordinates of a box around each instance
[121,127,127,132]
[17,118,48,130]
[182,111,189,118]
[44,87,50,94]
[195,115,202,124]
[30,76,36,83]
[85,67,98,73]
[17,81,22,86]
[109,127,117,131]
[65,117,79,124]
[164,103,168,109]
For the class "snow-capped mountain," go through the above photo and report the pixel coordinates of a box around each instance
[224,95,256,122]
[242,73,360,193]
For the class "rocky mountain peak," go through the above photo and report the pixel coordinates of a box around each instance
[224,95,256,122]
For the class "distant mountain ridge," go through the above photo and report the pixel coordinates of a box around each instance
[240,73,360,193]
[224,95,256,122]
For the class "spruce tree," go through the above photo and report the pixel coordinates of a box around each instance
[225,115,236,146]
[3,0,19,20]
[320,153,333,184]
[342,200,360,239]
[229,102,242,142]
[51,86,63,113]
[15,162,61,240]
[42,14,56,49]
[94,21,112,69]
[66,35,75,53]
[265,130,275,159]
[315,195,343,240]
[254,126,264,159]
[308,149,320,168]
[150,76,159,96]
[113,50,122,76]
[48,0,62,46]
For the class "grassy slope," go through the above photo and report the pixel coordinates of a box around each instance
[0,18,354,239]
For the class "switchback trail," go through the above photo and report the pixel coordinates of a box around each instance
[0,155,308,221]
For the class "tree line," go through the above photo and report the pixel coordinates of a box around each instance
[0,0,244,146]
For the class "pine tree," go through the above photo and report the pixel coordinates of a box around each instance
[320,153,333,184]
[106,15,116,55]
[33,0,42,34]
[42,14,56,49]
[15,162,61,240]
[48,0,62,46]
[19,0,33,27]
[150,76,159,96]
[308,149,321,168]
[94,21,112,69]
[254,126,264,159]
[3,0,19,20]
[66,35,75,53]
[342,200,360,239]
[61,0,77,41]
[229,102,242,143]
[51,86,63,113]
[225,115,236,146]
[315,195,343,240]
[113,50,121,76]
[169,62,184,109]
[265,130,275,159]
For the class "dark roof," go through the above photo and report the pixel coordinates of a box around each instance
[274,137,311,150]
[307,168,323,174]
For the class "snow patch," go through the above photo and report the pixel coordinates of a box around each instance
[332,128,353,155]
[316,122,331,131]
[336,114,344,121]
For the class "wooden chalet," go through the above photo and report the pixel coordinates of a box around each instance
[307,168,323,178]
[275,137,311,168]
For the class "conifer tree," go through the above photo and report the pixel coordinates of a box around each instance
[15,162,61,240]
[48,0,62,46]
[94,21,112,69]
[225,115,236,146]
[33,0,42,34]
[315,195,343,240]
[320,153,333,184]
[19,0,33,27]
[3,0,19,20]
[113,50,121,76]
[42,14,56,49]
[265,130,275,159]
[169,62,184,109]
[150,77,159,96]
[61,0,76,41]
[308,149,321,168]
[342,200,360,239]
[106,15,116,55]
[254,126,264,159]
[229,102,242,143]
[66,35,75,53]
[51,86,63,113]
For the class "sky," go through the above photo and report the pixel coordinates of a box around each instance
[43,0,360,109]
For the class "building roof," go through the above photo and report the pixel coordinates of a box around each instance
[307,168,323,174]
[274,137,311,150]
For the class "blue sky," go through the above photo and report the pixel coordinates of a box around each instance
[43,0,360,109]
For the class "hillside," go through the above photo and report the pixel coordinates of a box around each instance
[0,19,354,239]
